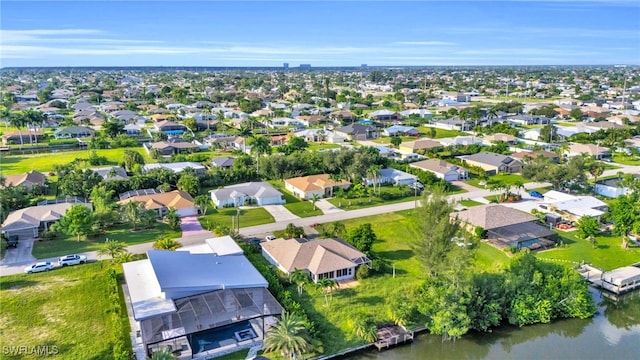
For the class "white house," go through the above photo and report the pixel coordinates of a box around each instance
[409,159,469,182]
[210,182,285,208]
[364,168,417,186]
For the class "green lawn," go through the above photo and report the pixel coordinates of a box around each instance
[266,180,324,217]
[199,207,275,230]
[370,136,418,144]
[416,126,465,138]
[0,262,130,360]
[326,187,421,211]
[0,148,152,175]
[465,173,526,189]
[308,143,340,151]
[611,154,640,166]
[458,199,484,207]
[32,223,181,259]
[536,230,640,271]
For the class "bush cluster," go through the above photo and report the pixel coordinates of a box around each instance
[104,269,131,360]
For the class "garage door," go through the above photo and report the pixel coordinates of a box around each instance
[176,208,197,217]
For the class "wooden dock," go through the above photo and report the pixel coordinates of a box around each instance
[373,325,414,351]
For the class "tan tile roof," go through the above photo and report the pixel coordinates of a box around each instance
[410,159,464,174]
[284,174,351,193]
[117,190,194,210]
[2,171,46,188]
[454,204,537,230]
[483,133,518,142]
[400,139,442,150]
[261,238,366,275]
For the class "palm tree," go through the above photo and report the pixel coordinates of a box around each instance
[329,221,346,238]
[194,194,210,215]
[311,193,319,211]
[116,251,134,264]
[153,237,182,251]
[513,180,525,196]
[489,181,505,202]
[366,165,381,195]
[123,201,143,230]
[247,135,271,172]
[98,240,127,260]
[8,111,27,148]
[588,162,605,189]
[317,278,339,306]
[264,312,311,359]
[290,269,310,297]
[149,348,177,360]
[349,313,378,342]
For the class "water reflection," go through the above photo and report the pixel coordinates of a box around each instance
[350,292,640,360]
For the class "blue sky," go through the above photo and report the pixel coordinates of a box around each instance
[1,1,639,67]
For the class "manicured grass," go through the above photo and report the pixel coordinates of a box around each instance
[416,126,465,138]
[308,143,340,151]
[214,349,250,360]
[611,154,640,166]
[32,223,181,259]
[0,262,130,360]
[458,199,483,207]
[326,187,421,211]
[0,148,152,175]
[199,207,275,229]
[475,242,510,272]
[284,201,324,218]
[536,230,640,271]
[370,136,418,144]
[465,173,526,189]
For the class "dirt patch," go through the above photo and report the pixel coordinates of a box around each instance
[337,279,360,289]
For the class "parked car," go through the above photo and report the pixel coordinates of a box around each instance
[58,254,87,267]
[409,182,424,191]
[529,190,544,199]
[265,235,276,241]
[24,262,54,274]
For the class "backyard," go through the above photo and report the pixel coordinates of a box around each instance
[198,207,275,230]
[32,223,181,259]
[0,148,152,175]
[536,230,640,271]
[0,262,130,360]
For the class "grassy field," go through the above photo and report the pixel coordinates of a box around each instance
[465,173,526,189]
[0,262,130,359]
[326,186,421,211]
[458,199,484,207]
[295,210,509,353]
[536,230,640,271]
[32,223,181,259]
[199,207,275,230]
[267,180,324,217]
[611,153,640,166]
[370,136,418,144]
[416,126,465,138]
[0,148,152,175]
[308,143,341,151]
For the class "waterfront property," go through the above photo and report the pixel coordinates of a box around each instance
[122,236,283,359]
[579,264,640,295]
[455,204,557,250]
[541,190,608,221]
[0,170,47,190]
[260,237,371,282]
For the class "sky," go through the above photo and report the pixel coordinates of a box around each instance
[1,1,639,67]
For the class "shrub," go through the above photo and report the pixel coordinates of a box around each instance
[356,265,370,279]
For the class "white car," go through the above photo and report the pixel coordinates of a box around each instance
[24,262,54,274]
[58,254,87,267]
[265,235,276,241]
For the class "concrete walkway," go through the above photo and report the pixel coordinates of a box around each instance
[452,180,482,192]
[262,205,299,222]
[315,199,345,214]
[180,216,209,237]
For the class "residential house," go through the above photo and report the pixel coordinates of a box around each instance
[284,174,351,199]
[1,170,46,190]
[461,152,522,175]
[122,236,282,358]
[541,190,609,221]
[211,157,236,169]
[507,115,551,126]
[594,176,638,198]
[455,204,557,250]
[432,118,472,131]
[2,131,44,145]
[152,121,188,135]
[398,139,442,153]
[330,110,355,123]
[400,109,433,119]
[209,182,285,208]
[623,136,640,151]
[296,115,324,127]
[53,126,95,139]
[409,159,469,182]
[566,143,610,159]
[268,117,304,129]
[203,134,237,149]
[124,124,142,136]
[90,166,128,181]
[143,162,206,174]
[383,125,419,137]
[369,110,401,122]
[364,168,417,187]
[482,133,519,145]
[261,237,371,283]
[438,136,484,147]
[334,124,377,141]
[511,150,560,163]
[1,202,92,240]
[148,139,200,156]
[118,190,196,217]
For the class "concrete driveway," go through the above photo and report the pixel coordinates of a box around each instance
[0,238,36,266]
[315,199,344,214]
[262,205,299,222]
[180,216,209,236]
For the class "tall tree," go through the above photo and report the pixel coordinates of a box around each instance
[290,269,310,297]
[263,312,311,359]
[123,150,145,172]
[194,194,210,215]
[346,223,377,254]
[575,216,599,241]
[53,205,94,242]
[247,135,271,172]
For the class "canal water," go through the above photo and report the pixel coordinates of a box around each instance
[350,291,640,360]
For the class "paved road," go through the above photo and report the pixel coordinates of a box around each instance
[0,180,597,277]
